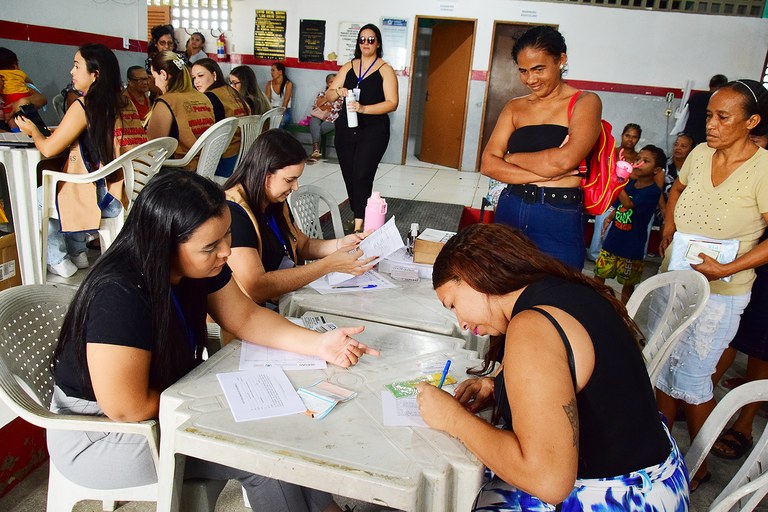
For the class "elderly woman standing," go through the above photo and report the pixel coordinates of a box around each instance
[657,79,768,492]
[481,26,601,270]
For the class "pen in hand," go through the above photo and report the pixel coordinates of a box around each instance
[437,359,451,389]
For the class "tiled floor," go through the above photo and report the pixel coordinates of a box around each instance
[3,156,767,510]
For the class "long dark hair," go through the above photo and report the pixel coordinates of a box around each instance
[432,223,643,375]
[222,129,305,213]
[193,58,249,114]
[231,65,271,115]
[353,24,383,60]
[271,62,290,96]
[78,43,127,166]
[53,169,227,393]
[720,79,768,136]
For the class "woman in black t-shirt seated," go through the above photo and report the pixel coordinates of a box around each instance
[222,129,375,306]
[415,224,689,510]
[48,169,377,510]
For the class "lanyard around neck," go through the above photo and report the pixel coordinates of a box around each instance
[357,57,378,88]
[267,213,293,260]
[170,288,197,353]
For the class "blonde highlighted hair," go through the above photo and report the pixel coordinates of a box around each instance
[150,51,194,94]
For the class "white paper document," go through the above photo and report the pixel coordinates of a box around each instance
[308,269,398,295]
[239,342,327,371]
[328,217,405,285]
[217,368,306,422]
[668,232,739,282]
[380,391,427,427]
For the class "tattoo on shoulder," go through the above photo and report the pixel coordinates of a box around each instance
[563,398,579,448]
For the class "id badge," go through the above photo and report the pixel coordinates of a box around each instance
[352,88,361,101]
[278,256,295,270]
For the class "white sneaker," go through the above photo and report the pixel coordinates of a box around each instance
[48,259,78,278]
[71,252,90,269]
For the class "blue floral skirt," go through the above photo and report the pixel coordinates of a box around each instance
[473,424,689,511]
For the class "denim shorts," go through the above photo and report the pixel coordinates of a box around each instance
[495,187,585,270]
[656,292,750,404]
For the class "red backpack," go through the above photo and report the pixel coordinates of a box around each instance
[567,92,627,215]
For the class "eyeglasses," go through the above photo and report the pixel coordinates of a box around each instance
[129,77,150,82]
[358,36,376,45]
[229,80,240,86]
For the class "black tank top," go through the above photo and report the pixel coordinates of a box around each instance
[507,125,568,154]
[335,67,389,130]
[493,276,669,478]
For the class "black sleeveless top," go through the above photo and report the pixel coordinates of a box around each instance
[493,276,669,478]
[335,66,389,131]
[507,125,568,154]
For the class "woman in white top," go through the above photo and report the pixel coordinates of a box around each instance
[265,62,292,126]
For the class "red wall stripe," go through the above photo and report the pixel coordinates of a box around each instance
[1,20,698,98]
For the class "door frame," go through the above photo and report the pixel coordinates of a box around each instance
[400,15,477,169]
[474,20,555,171]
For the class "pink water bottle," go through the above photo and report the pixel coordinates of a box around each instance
[364,192,387,231]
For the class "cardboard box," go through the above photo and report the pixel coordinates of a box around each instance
[413,229,456,265]
[0,232,22,291]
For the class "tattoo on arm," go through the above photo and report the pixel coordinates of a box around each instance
[563,398,579,448]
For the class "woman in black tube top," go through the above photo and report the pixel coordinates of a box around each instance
[481,26,601,270]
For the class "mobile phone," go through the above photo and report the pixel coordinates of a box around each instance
[14,104,51,136]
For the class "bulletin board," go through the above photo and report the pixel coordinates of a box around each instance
[337,21,363,66]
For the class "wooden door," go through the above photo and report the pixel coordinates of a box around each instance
[419,22,474,169]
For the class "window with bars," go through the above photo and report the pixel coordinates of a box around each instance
[544,0,765,17]
[147,0,231,32]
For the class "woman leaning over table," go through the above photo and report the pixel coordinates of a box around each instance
[481,26,601,270]
[223,129,375,308]
[48,169,377,511]
[147,51,215,170]
[191,58,251,178]
[325,23,398,233]
[656,79,768,492]
[16,43,146,278]
[416,223,688,510]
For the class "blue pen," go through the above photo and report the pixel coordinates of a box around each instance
[437,359,452,389]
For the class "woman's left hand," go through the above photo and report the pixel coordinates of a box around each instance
[339,230,371,247]
[316,326,380,367]
[415,382,465,435]
[693,253,731,281]
[346,99,363,113]
[14,115,38,136]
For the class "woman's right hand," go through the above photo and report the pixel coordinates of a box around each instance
[14,115,40,137]
[453,377,495,413]
[659,225,675,257]
[325,244,376,275]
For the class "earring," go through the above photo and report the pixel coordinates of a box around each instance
[559,64,564,70]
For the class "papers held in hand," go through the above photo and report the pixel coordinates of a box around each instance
[668,232,739,282]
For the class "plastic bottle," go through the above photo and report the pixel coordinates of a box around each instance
[406,223,419,256]
[346,89,358,128]
[364,192,387,231]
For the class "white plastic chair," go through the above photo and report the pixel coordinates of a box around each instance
[52,95,66,122]
[686,380,768,512]
[41,137,178,281]
[625,270,710,385]
[287,184,344,240]
[163,117,238,180]
[234,114,268,169]
[263,106,286,130]
[0,284,224,512]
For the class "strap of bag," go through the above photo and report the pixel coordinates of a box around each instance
[529,306,577,391]
[566,91,588,174]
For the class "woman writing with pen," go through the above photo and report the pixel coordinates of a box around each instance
[223,129,375,308]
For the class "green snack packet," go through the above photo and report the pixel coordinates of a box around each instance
[385,373,457,398]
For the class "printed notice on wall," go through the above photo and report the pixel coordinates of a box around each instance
[254,10,286,60]
[299,19,326,62]
[380,18,407,71]
[337,21,363,65]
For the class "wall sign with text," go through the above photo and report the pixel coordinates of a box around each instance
[254,9,286,60]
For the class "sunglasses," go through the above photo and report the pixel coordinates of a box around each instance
[358,36,376,45]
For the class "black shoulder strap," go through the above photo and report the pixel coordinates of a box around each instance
[529,307,577,391]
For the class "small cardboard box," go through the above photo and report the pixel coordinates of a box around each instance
[413,229,456,265]
[0,232,22,291]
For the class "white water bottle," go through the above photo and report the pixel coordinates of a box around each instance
[346,89,358,128]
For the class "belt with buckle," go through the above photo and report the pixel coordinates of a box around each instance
[507,184,582,205]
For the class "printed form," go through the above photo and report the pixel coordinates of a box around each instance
[217,367,306,422]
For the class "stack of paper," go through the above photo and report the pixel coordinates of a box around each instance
[298,381,357,419]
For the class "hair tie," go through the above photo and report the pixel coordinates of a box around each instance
[173,56,185,70]
[735,80,759,105]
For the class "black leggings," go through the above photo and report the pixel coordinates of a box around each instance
[335,121,390,218]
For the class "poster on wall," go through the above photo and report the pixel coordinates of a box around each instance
[299,19,326,62]
[254,10,286,60]
[337,21,363,66]
[380,18,408,71]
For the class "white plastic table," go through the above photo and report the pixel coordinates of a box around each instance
[0,146,43,284]
[157,316,485,512]
[279,277,489,354]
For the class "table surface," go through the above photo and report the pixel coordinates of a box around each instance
[158,315,485,512]
[279,277,489,354]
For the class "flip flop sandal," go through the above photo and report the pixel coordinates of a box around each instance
[712,427,753,460]
[689,471,711,493]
